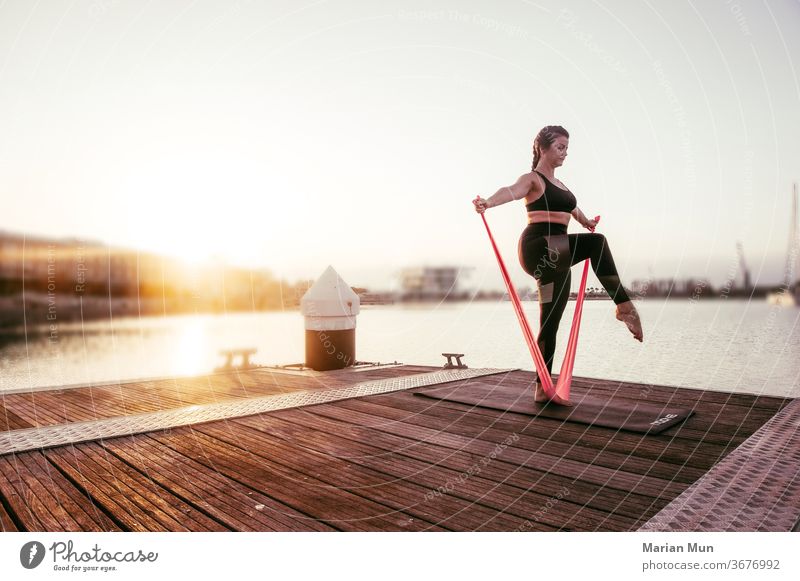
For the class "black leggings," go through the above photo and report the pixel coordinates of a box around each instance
[518,223,631,376]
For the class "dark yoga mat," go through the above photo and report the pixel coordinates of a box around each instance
[413,383,694,434]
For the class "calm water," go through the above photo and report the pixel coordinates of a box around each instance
[1,299,798,398]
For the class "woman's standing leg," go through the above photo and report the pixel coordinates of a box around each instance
[520,233,574,377]
[519,232,578,398]
[536,267,572,376]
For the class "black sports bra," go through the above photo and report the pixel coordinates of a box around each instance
[525,170,577,213]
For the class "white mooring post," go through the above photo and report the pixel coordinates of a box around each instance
[300,265,360,371]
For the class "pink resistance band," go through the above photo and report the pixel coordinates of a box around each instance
[478,209,600,404]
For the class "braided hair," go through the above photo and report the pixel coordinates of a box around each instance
[531,125,570,171]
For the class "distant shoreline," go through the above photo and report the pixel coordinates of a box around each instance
[0,294,769,336]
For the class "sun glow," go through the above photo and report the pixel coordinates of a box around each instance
[118,150,303,269]
[169,315,211,376]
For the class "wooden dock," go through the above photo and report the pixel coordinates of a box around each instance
[0,364,796,532]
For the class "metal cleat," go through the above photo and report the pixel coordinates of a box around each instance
[216,348,258,372]
[441,352,468,369]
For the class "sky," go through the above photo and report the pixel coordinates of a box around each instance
[1,0,799,293]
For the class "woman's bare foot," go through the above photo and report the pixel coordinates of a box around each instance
[616,301,643,342]
[534,381,549,403]
[534,380,573,406]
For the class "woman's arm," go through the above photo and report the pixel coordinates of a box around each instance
[474,173,538,213]
[486,173,536,208]
[571,207,597,230]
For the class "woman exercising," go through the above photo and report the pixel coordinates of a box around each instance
[473,125,643,402]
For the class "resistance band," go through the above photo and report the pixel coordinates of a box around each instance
[477,207,600,404]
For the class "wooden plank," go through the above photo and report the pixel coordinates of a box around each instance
[0,454,58,530]
[310,398,708,484]
[0,363,784,532]
[419,385,760,452]
[569,389,785,431]
[103,434,335,532]
[338,395,734,470]
[466,375,784,431]
[150,427,444,531]
[422,392,764,449]
[3,364,784,431]
[46,445,168,532]
[22,451,121,531]
[296,402,686,499]
[13,390,118,427]
[0,366,430,429]
[321,365,435,383]
[572,382,788,416]
[0,452,112,531]
[5,452,76,530]
[256,408,661,521]
[562,375,787,412]
[4,393,71,427]
[46,443,228,531]
[469,372,787,417]
[412,386,767,446]
[74,441,229,531]
[0,404,32,431]
[195,420,556,532]
[0,494,17,531]
[222,414,640,531]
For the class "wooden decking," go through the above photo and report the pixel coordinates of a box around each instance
[0,365,793,532]
[0,365,415,431]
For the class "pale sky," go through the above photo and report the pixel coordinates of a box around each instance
[1,0,799,293]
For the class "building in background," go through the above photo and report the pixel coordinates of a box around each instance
[398,266,471,302]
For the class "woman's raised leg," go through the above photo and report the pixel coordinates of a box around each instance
[567,233,643,341]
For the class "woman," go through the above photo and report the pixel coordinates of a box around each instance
[473,125,643,403]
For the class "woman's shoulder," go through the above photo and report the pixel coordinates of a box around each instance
[522,170,545,202]
[526,170,546,192]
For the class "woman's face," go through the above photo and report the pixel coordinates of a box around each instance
[543,135,569,167]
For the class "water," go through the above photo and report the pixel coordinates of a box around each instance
[1,299,798,398]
